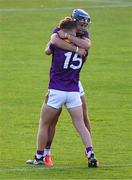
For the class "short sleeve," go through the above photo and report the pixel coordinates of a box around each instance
[52,27,61,34]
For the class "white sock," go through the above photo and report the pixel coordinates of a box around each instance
[36,154,43,159]
[44,148,51,156]
[86,150,94,158]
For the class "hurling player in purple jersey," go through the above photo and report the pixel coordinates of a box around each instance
[43,10,93,165]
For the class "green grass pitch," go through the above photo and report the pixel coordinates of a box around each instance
[0,0,132,179]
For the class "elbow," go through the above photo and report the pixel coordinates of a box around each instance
[87,43,91,50]
[84,39,91,50]
[50,34,58,45]
[44,48,48,55]
[44,49,51,55]
[45,51,49,55]
[86,41,91,50]
[88,40,91,49]
[83,44,91,50]
[51,37,58,45]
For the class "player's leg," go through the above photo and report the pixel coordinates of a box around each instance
[44,108,62,166]
[68,106,92,147]
[44,91,62,150]
[37,104,59,152]
[79,81,91,134]
[68,106,98,167]
[26,103,60,165]
[66,92,98,167]
[81,95,91,134]
[26,89,64,166]
[45,109,62,149]
[43,92,61,156]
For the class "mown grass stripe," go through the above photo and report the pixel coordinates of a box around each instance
[0,164,132,173]
[0,3,132,13]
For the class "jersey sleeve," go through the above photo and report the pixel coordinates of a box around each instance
[49,43,54,52]
[52,27,61,34]
[84,31,89,39]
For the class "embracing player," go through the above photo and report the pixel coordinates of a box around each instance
[26,9,99,168]
[43,9,95,166]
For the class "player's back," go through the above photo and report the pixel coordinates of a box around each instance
[48,44,84,92]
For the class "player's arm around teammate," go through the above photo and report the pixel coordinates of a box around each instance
[49,33,87,57]
[57,28,91,50]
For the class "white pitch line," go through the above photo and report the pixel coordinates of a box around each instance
[0,164,132,173]
[68,0,124,3]
[0,3,132,13]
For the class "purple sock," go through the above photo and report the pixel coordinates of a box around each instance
[86,147,93,153]
[37,150,43,155]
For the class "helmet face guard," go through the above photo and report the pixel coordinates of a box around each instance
[72,9,91,24]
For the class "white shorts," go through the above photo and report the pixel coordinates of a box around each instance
[47,89,82,109]
[79,81,85,96]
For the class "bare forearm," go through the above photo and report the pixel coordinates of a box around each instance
[58,30,91,50]
[51,35,77,52]
[50,33,87,56]
[44,41,52,55]
[68,35,91,50]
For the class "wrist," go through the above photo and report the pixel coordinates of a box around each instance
[76,46,79,53]
[64,33,68,38]
[67,34,71,40]
[64,33,71,40]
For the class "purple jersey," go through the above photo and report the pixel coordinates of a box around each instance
[53,27,89,57]
[53,27,89,38]
[48,44,85,92]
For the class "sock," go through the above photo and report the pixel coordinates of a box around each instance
[45,141,52,149]
[36,150,44,159]
[44,148,51,157]
[86,147,94,158]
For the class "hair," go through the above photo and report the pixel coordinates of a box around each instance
[59,17,76,30]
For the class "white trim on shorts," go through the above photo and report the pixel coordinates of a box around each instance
[47,89,82,109]
[79,81,85,96]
